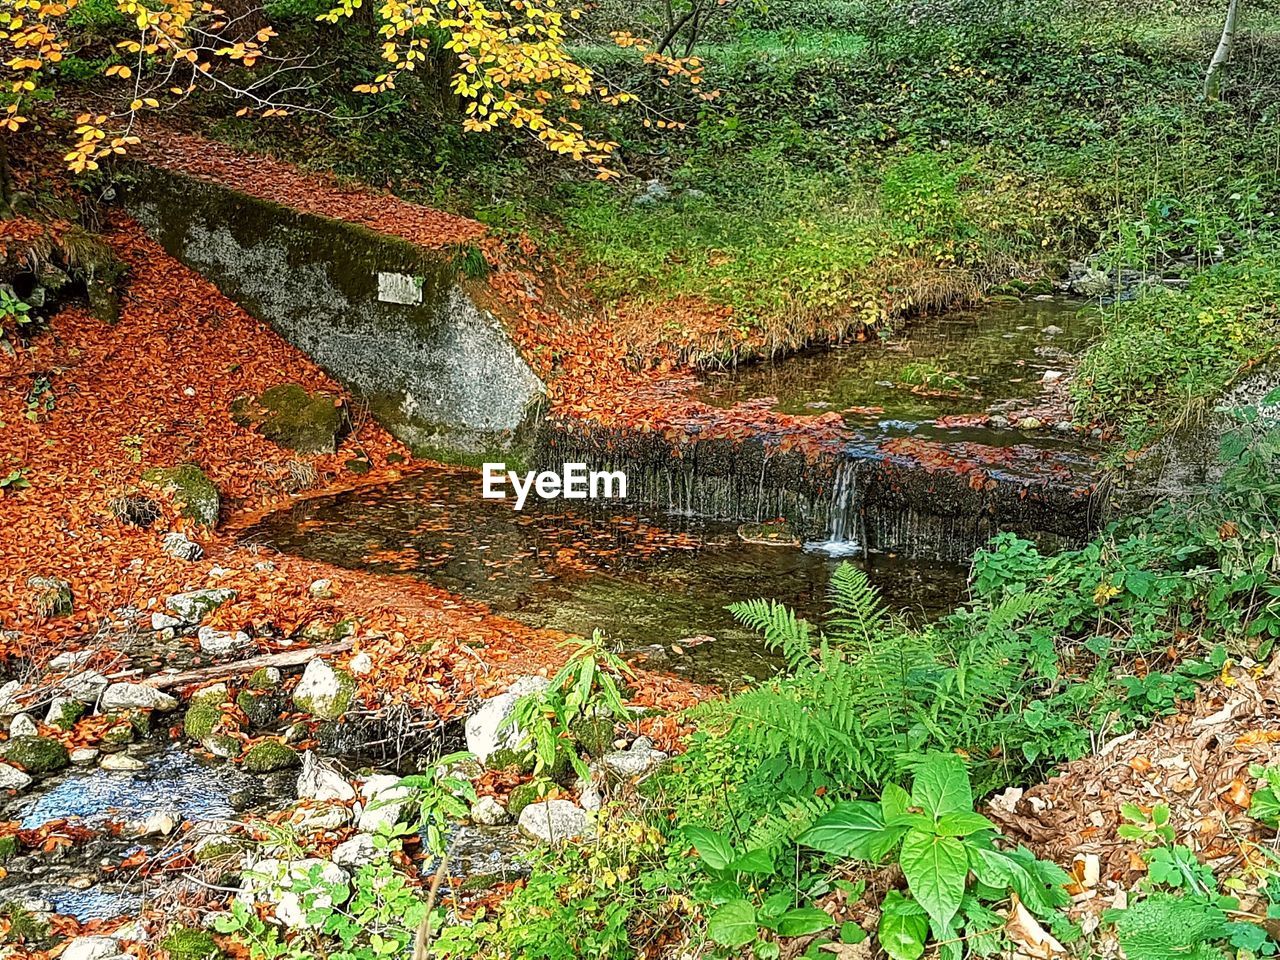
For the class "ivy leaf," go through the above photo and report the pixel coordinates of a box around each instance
[910,753,972,819]
[777,907,833,938]
[878,891,928,960]
[685,826,735,872]
[899,829,968,929]
[707,899,759,947]
[799,801,903,860]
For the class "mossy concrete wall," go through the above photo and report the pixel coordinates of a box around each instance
[127,168,544,463]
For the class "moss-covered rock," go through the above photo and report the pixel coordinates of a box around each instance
[203,734,242,759]
[47,698,85,731]
[248,667,281,690]
[570,716,616,760]
[291,658,357,720]
[485,747,534,774]
[0,736,69,775]
[159,926,223,960]
[184,686,230,741]
[241,739,299,773]
[506,781,543,818]
[101,722,134,748]
[26,575,72,618]
[235,688,283,729]
[141,463,220,528]
[0,834,17,860]
[231,384,345,455]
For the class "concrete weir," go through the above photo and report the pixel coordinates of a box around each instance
[127,168,544,463]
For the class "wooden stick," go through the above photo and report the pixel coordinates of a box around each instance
[110,639,355,690]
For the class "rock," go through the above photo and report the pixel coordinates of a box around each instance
[464,676,551,765]
[150,612,184,632]
[63,670,109,704]
[1042,325,1063,336]
[184,685,230,741]
[357,774,412,833]
[101,683,178,713]
[308,578,333,599]
[1041,370,1064,383]
[292,658,357,720]
[70,747,100,766]
[100,753,146,771]
[570,716,615,759]
[46,697,85,730]
[0,736,69,775]
[239,857,350,928]
[108,494,161,528]
[0,680,20,715]
[231,384,345,455]
[262,770,298,800]
[988,415,1010,429]
[253,560,276,572]
[161,531,204,562]
[1054,421,1076,434]
[470,795,511,826]
[601,745,668,780]
[0,762,33,791]
[141,464,220,527]
[517,800,590,845]
[579,780,603,811]
[27,575,73,618]
[297,751,357,802]
[8,713,37,738]
[165,588,236,624]
[49,650,95,671]
[62,936,124,960]
[236,687,283,729]
[197,626,253,656]
[1018,416,1044,430]
[203,734,243,759]
[137,812,177,837]
[1068,266,1111,298]
[289,802,352,832]
[242,740,299,773]
[348,651,373,675]
[193,833,245,865]
[249,666,282,688]
[332,833,378,868]
[632,179,670,207]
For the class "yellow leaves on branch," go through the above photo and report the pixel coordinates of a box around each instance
[0,0,284,170]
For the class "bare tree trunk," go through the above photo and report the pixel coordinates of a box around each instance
[1204,0,1241,100]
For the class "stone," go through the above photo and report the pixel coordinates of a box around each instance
[236,688,283,729]
[100,753,146,771]
[0,736,69,775]
[151,612,184,631]
[348,652,373,675]
[332,833,378,868]
[197,626,253,656]
[239,857,350,928]
[517,800,590,845]
[297,751,357,802]
[46,697,85,730]
[8,713,37,738]
[290,802,353,832]
[70,748,100,766]
[601,746,668,780]
[464,676,551,765]
[101,683,178,713]
[470,795,511,826]
[48,650,95,671]
[27,575,73,618]
[1042,325,1063,336]
[242,740,299,774]
[1018,416,1044,430]
[137,812,177,837]
[165,588,237,624]
[231,384,345,455]
[161,531,204,562]
[1068,266,1111,298]
[0,680,20,716]
[141,464,220,527]
[203,734,243,759]
[291,658,357,720]
[357,774,412,833]
[308,578,333,599]
[184,685,230,741]
[579,780,603,812]
[248,667,282,688]
[62,936,124,960]
[0,761,33,791]
[63,670,109,704]
[1041,370,1064,383]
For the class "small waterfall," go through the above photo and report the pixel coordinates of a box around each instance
[804,461,863,557]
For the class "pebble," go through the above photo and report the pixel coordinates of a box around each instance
[100,754,146,772]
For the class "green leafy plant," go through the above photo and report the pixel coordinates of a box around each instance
[799,752,1070,960]
[505,630,634,779]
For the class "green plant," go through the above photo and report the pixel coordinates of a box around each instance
[800,752,1071,960]
[0,287,33,351]
[395,749,477,856]
[0,468,30,493]
[505,630,634,779]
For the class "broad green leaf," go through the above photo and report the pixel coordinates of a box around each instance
[707,899,759,948]
[685,826,735,872]
[910,753,972,819]
[730,847,776,876]
[878,891,928,960]
[899,829,968,929]
[777,907,833,938]
[934,811,997,837]
[968,846,1050,916]
[881,782,911,822]
[799,801,902,860]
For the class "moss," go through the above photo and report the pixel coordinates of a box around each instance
[0,835,17,860]
[193,837,242,864]
[184,692,226,742]
[486,747,534,774]
[231,384,344,455]
[292,664,356,720]
[235,689,282,729]
[241,739,299,773]
[127,708,151,738]
[102,722,134,747]
[204,734,242,759]
[2,904,50,947]
[159,926,224,960]
[247,667,280,690]
[0,736,69,775]
[506,781,543,818]
[49,699,85,731]
[142,463,220,527]
[569,716,616,760]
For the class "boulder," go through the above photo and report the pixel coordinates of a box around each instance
[63,670,109,704]
[332,833,378,868]
[101,683,178,713]
[197,626,253,656]
[8,713,37,738]
[162,531,204,562]
[464,676,551,765]
[231,384,345,455]
[470,795,511,826]
[239,857,350,928]
[297,751,356,802]
[141,463,220,527]
[165,588,236,624]
[0,761,33,791]
[357,774,412,833]
[61,936,125,960]
[242,740,299,773]
[517,800,589,845]
[27,575,73,618]
[292,658,356,720]
[0,736,70,775]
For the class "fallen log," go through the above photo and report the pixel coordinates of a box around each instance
[108,639,355,690]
